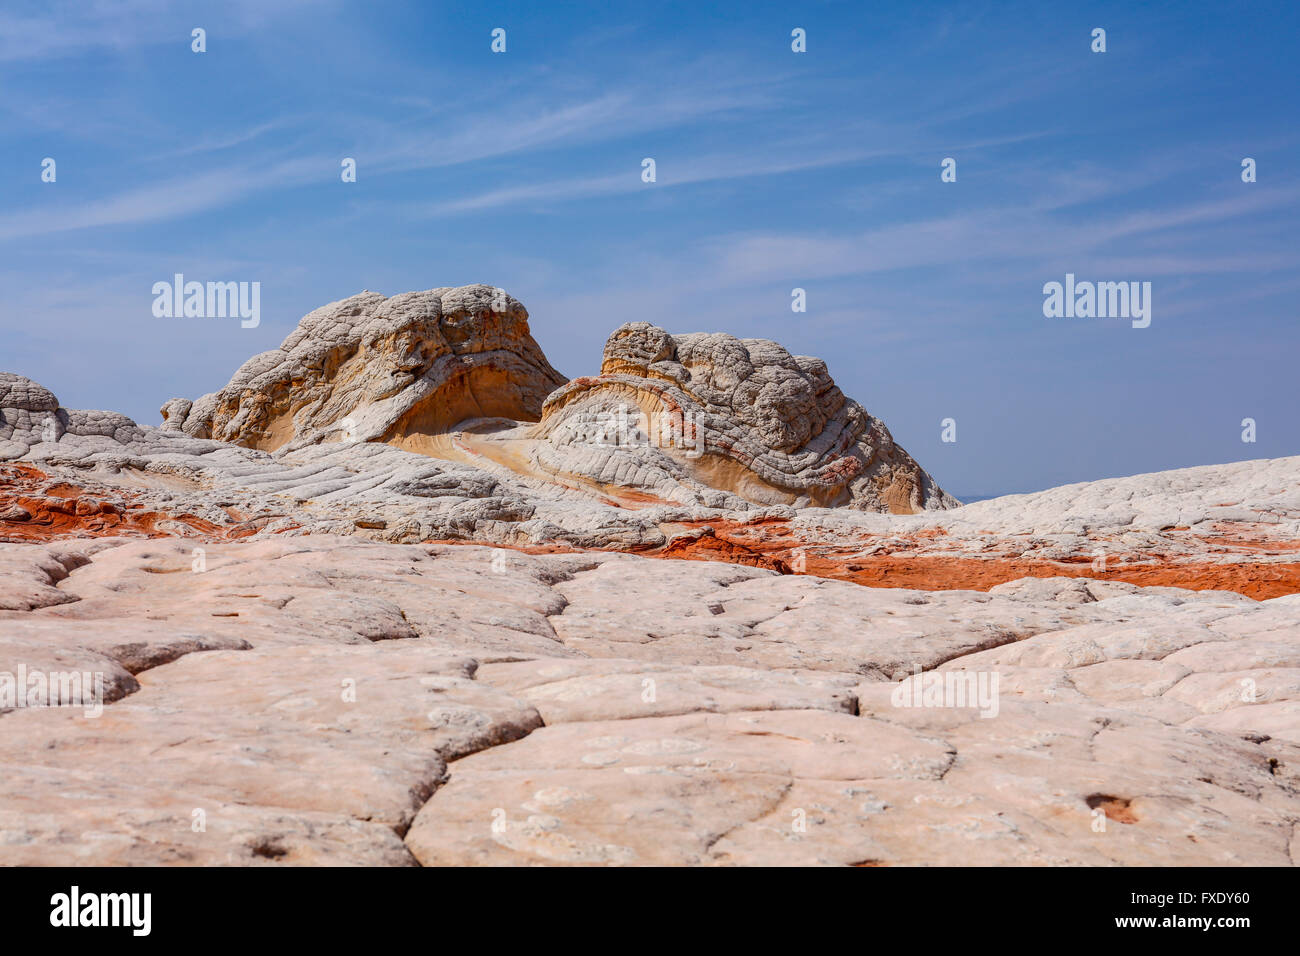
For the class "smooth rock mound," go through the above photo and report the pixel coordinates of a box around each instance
[534,322,955,513]
[165,285,567,452]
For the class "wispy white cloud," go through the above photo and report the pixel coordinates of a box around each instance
[158,122,289,159]
[367,81,785,175]
[0,0,329,62]
[705,186,1300,284]
[418,146,876,215]
[413,126,1056,217]
[0,74,785,241]
[0,157,323,241]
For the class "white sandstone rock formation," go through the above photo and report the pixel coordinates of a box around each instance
[534,322,956,513]
[162,285,566,452]
[3,282,1300,866]
[0,536,1297,865]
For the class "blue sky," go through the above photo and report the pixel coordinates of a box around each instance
[1,0,1297,496]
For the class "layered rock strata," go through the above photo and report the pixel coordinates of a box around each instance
[534,322,955,513]
[161,285,566,452]
[3,365,1299,598]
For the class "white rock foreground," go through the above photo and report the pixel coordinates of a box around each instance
[1,535,1298,866]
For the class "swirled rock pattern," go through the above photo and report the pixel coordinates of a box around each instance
[535,323,956,513]
[163,285,566,452]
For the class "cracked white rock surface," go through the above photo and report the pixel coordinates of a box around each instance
[0,535,1296,866]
